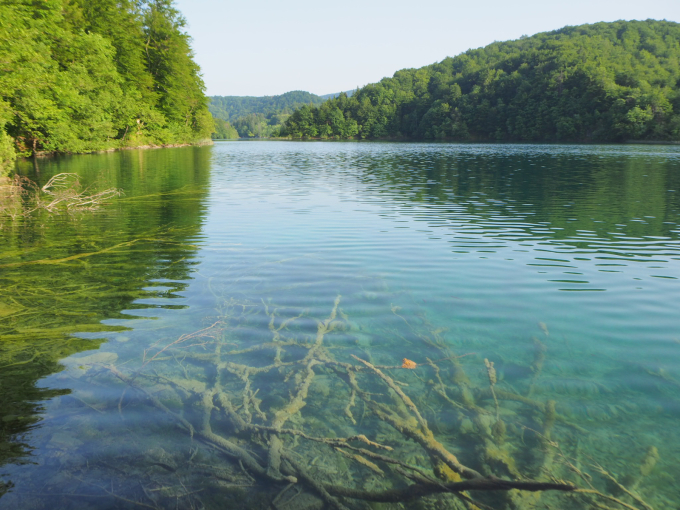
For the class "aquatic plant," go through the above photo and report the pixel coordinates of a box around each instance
[29,295,658,510]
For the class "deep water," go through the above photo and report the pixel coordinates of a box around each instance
[1,141,679,509]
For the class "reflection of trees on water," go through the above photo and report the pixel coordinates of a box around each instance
[357,146,680,242]
[0,147,212,493]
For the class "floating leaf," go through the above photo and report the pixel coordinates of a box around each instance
[401,358,417,369]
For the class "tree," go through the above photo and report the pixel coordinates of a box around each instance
[284,20,680,143]
[0,0,212,158]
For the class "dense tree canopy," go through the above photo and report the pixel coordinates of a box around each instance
[209,91,325,138]
[0,0,212,173]
[212,118,239,139]
[210,91,324,120]
[282,20,680,142]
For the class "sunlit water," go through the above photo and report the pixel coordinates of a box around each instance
[1,142,679,509]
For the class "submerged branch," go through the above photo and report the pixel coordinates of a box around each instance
[323,476,577,502]
[82,296,661,510]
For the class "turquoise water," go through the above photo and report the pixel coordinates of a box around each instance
[1,142,679,509]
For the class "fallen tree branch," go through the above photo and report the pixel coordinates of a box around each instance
[322,476,577,502]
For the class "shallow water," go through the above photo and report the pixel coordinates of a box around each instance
[1,141,679,509]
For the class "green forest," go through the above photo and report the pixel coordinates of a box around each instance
[0,0,213,174]
[283,20,680,142]
[209,91,325,139]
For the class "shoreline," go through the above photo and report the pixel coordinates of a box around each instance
[27,139,214,160]
[215,137,680,146]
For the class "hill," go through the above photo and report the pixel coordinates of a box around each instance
[319,90,355,100]
[210,91,325,120]
[209,91,325,138]
[282,20,680,142]
[0,0,213,172]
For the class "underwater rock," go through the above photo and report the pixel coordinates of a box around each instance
[329,320,348,332]
[155,389,183,410]
[639,446,659,477]
[113,335,130,343]
[47,431,83,450]
[475,413,494,437]
[354,333,372,348]
[262,394,288,411]
[499,362,533,382]
[63,351,118,367]
[492,419,507,443]
[181,378,207,393]
[459,417,474,434]
[484,442,520,477]
[345,320,360,332]
[62,351,118,377]
[310,375,331,398]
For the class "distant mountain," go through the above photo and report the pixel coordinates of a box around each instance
[283,20,680,142]
[319,90,355,100]
[209,91,327,139]
[209,91,325,122]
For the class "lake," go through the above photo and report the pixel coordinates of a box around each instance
[1,141,679,509]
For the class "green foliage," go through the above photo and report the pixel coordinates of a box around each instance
[284,99,359,139]
[0,0,212,158]
[143,0,213,140]
[283,20,680,142]
[210,91,324,120]
[209,91,325,138]
[229,112,292,138]
[0,132,15,176]
[213,118,239,139]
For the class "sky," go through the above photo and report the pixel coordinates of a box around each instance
[173,0,680,98]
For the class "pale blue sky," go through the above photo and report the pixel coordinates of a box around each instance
[173,0,679,97]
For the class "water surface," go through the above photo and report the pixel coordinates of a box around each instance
[1,142,679,509]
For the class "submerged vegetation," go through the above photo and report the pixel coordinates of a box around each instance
[0,0,213,172]
[283,20,680,142]
[2,291,667,509]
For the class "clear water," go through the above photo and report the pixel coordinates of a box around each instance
[1,142,679,509]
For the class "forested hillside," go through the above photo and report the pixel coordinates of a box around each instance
[319,90,355,100]
[0,0,212,172]
[283,20,680,142]
[210,91,324,138]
